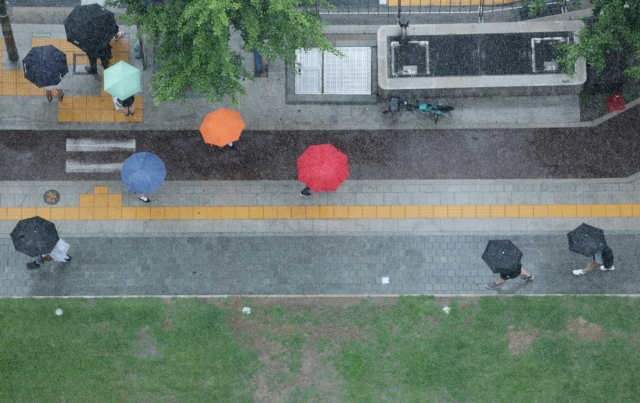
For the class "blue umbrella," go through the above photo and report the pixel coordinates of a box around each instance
[22,45,69,88]
[120,152,166,194]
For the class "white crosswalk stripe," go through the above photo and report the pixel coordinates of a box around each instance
[65,160,124,173]
[66,139,136,152]
[65,138,135,173]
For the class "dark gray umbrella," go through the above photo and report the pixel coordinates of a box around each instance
[10,216,60,257]
[64,4,118,53]
[567,223,607,257]
[482,240,523,274]
[22,45,69,88]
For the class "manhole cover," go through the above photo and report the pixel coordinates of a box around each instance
[44,190,60,205]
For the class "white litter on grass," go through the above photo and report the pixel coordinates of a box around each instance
[382,277,390,285]
[242,307,251,314]
[55,308,63,316]
[442,307,451,314]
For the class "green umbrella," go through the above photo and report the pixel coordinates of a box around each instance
[104,61,140,100]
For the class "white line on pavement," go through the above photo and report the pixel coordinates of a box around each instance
[66,139,136,152]
[65,160,124,173]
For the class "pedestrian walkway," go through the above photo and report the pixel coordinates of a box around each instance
[0,176,639,297]
[1,179,640,234]
[1,23,584,131]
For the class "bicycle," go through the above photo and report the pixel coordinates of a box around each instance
[384,96,454,124]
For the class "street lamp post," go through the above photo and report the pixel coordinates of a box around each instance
[0,0,19,62]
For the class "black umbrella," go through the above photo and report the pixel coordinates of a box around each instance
[64,4,119,53]
[482,240,523,274]
[567,223,607,257]
[10,216,60,257]
[22,45,69,88]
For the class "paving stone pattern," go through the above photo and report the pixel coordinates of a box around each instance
[2,233,639,297]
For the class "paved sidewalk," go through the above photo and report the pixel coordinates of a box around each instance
[0,175,639,297]
[2,233,638,297]
[0,23,586,131]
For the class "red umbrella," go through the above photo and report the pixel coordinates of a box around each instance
[296,144,349,192]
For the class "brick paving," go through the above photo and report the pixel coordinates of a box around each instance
[1,233,638,297]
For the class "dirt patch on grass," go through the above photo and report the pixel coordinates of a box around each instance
[568,317,606,342]
[225,297,386,403]
[133,326,163,358]
[252,343,343,403]
[84,299,97,308]
[435,296,455,308]
[97,322,108,332]
[507,326,539,356]
[162,298,175,305]
[161,319,175,329]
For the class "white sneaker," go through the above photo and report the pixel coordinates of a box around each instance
[600,265,615,271]
[572,269,586,276]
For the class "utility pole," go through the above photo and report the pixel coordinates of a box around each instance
[0,0,19,62]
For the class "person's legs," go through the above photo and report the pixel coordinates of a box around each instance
[487,276,506,289]
[520,268,534,282]
[573,260,599,275]
[139,194,150,203]
[86,55,98,74]
[45,85,54,101]
[56,87,64,102]
[300,186,312,197]
[100,57,110,70]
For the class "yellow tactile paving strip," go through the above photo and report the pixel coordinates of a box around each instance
[387,0,515,6]
[0,38,142,122]
[58,94,144,123]
[1,186,640,221]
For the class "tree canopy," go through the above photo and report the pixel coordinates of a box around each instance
[106,0,338,105]
[558,0,640,81]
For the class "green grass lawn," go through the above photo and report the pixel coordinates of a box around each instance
[1,296,639,403]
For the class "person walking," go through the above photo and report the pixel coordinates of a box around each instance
[45,73,65,102]
[31,239,72,267]
[114,95,135,116]
[486,264,534,289]
[216,142,238,151]
[85,42,112,74]
[300,186,312,197]
[84,31,123,74]
[573,246,615,276]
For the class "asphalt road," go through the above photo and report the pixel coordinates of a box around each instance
[1,105,639,181]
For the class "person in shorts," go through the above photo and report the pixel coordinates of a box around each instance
[573,246,614,276]
[486,264,534,289]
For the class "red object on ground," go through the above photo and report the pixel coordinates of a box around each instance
[606,92,625,112]
[297,144,349,192]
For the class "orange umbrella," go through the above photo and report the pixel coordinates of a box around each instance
[199,108,245,147]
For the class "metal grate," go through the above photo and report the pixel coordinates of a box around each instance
[324,47,371,94]
[295,49,323,94]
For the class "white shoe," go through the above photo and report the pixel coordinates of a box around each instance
[600,265,615,271]
[572,269,586,276]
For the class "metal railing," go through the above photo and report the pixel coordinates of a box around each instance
[302,0,569,20]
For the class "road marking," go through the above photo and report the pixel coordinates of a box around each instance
[66,160,124,173]
[66,139,136,152]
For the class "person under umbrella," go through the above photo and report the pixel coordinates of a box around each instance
[572,246,615,276]
[199,108,245,151]
[567,223,615,275]
[64,4,123,75]
[114,95,135,116]
[120,152,166,203]
[32,239,72,269]
[10,216,61,269]
[22,45,68,102]
[104,61,140,116]
[482,240,534,289]
[297,144,349,197]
